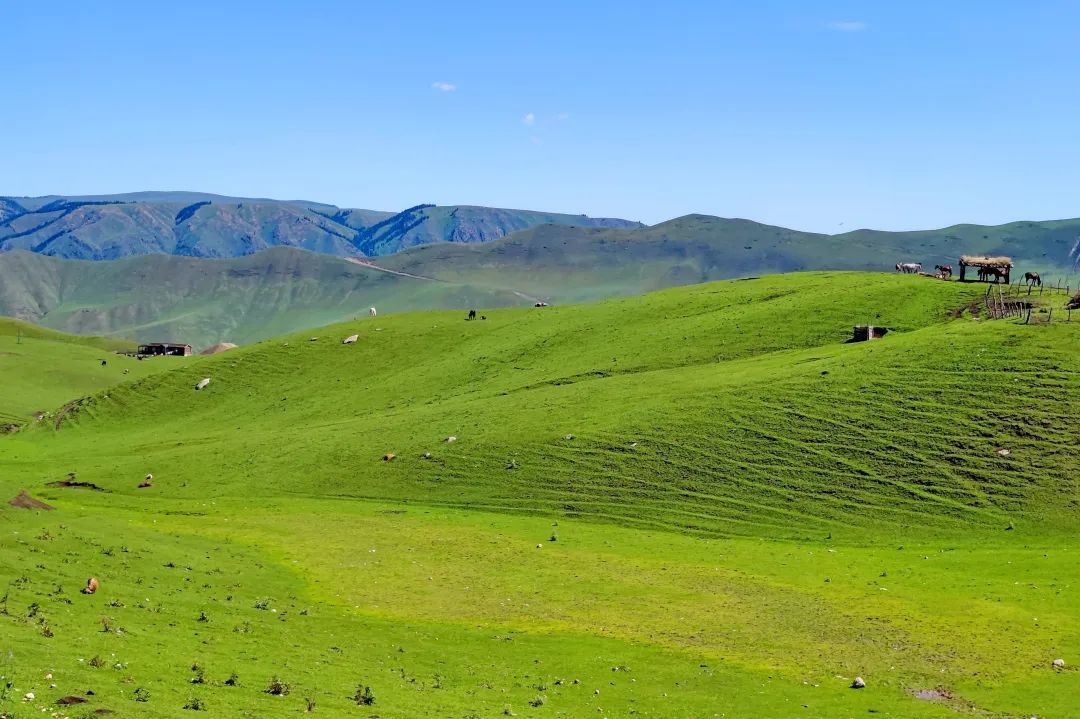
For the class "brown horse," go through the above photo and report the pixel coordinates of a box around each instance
[934,264,952,279]
[1024,271,1042,287]
[984,267,1006,283]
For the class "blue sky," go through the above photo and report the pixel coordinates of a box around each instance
[4,1,1080,231]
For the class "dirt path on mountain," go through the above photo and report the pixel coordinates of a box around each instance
[344,257,545,304]
[344,257,445,282]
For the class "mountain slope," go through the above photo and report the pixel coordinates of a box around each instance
[0,248,529,348]
[381,214,1080,302]
[0,193,641,260]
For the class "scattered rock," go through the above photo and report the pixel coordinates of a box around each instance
[83,577,100,595]
[422,452,432,459]
[382,453,395,462]
[445,436,457,443]
[851,676,866,689]
[997,448,1011,457]
[536,544,543,549]
[23,692,34,701]
[1053,658,1065,669]
[8,490,55,510]
[195,378,211,391]
[564,434,575,440]
[343,334,359,344]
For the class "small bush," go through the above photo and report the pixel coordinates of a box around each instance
[224,672,239,687]
[183,696,205,711]
[88,655,107,668]
[264,677,290,696]
[353,684,375,706]
[529,695,547,707]
[133,687,150,702]
[305,696,317,712]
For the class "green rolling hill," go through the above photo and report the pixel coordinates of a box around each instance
[0,248,531,348]
[0,318,180,427]
[4,212,1080,350]
[0,272,1077,717]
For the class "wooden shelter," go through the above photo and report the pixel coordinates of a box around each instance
[138,342,193,357]
[958,255,1012,284]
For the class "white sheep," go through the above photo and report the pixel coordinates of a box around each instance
[195,378,211,391]
[343,334,359,344]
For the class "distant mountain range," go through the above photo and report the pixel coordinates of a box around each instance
[0,192,641,260]
[2,210,1079,349]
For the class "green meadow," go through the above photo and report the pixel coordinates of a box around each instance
[1,272,1077,718]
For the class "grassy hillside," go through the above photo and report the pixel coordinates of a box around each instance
[1,272,1077,718]
[0,248,530,349]
[382,214,1080,303]
[7,212,1080,349]
[0,318,178,426]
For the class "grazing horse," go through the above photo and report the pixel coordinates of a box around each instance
[1024,271,1042,287]
[934,264,953,279]
[896,262,922,274]
[467,309,477,320]
[369,307,377,317]
[983,267,1006,283]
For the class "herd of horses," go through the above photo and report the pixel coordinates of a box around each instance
[895,262,1042,286]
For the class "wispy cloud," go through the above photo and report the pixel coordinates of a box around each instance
[555,112,570,121]
[431,81,457,92]
[825,20,867,32]
[522,112,536,126]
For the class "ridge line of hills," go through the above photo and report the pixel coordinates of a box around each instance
[0,192,642,260]
[3,208,1080,349]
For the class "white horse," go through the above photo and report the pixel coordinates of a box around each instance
[369,307,377,317]
[895,262,922,274]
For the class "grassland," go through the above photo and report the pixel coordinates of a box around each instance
[1,272,1077,718]
[0,318,180,427]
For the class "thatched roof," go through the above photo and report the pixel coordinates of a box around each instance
[960,255,1012,267]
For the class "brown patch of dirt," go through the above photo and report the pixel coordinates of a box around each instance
[8,490,55,510]
[57,696,88,705]
[47,479,109,492]
[912,688,954,701]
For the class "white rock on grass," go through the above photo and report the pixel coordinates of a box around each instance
[851,676,866,689]
[343,334,359,344]
[1053,658,1065,668]
[195,378,211,390]
[23,692,34,701]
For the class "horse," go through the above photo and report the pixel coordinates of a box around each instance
[984,267,1006,283]
[896,262,922,274]
[934,264,952,279]
[467,310,477,320]
[369,307,377,317]
[1024,271,1042,287]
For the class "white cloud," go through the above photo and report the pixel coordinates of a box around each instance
[556,112,570,121]
[431,81,457,92]
[825,20,867,32]
[522,112,536,126]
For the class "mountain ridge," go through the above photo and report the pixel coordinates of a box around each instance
[0,192,642,260]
